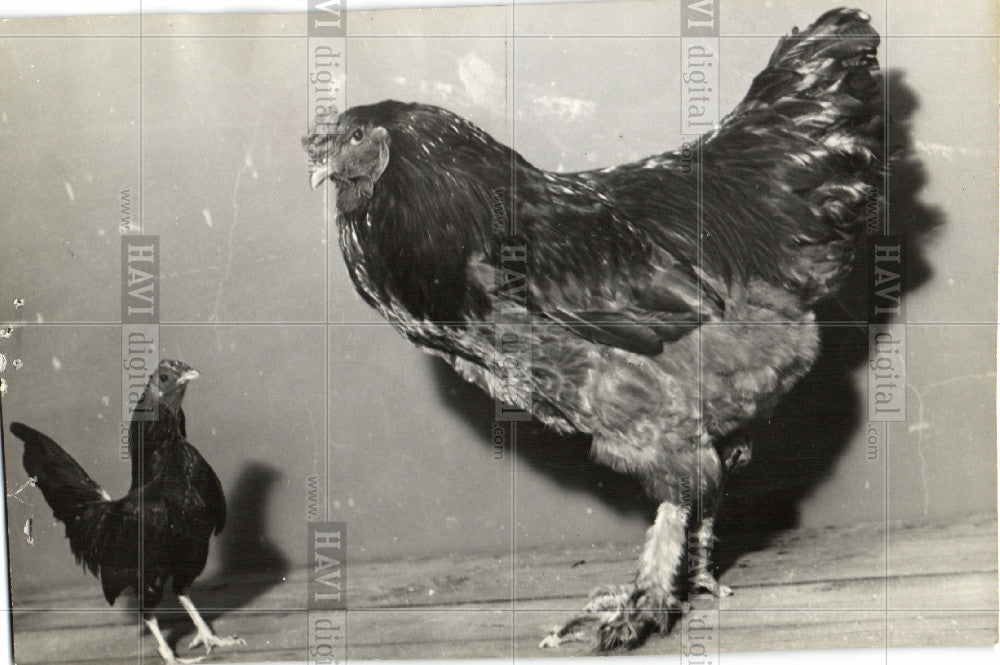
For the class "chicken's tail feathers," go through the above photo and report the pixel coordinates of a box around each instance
[12,421,114,565]
[707,8,884,303]
[13,422,108,512]
[12,423,120,583]
[743,8,882,124]
[744,8,882,151]
[765,8,880,71]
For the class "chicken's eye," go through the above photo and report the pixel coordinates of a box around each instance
[159,373,168,382]
[349,128,364,145]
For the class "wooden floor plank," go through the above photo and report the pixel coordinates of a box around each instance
[11,514,997,663]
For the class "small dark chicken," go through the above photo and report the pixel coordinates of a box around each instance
[10,360,244,663]
[304,8,882,649]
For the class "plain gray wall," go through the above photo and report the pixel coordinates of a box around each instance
[1,0,996,606]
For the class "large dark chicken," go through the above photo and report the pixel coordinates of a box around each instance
[304,8,882,649]
[10,360,243,664]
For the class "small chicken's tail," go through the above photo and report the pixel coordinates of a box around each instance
[12,422,111,575]
[715,8,883,302]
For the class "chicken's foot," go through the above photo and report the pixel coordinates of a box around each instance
[178,594,246,654]
[144,614,205,665]
[541,500,689,650]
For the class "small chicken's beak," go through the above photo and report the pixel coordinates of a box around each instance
[177,369,200,384]
[311,161,334,189]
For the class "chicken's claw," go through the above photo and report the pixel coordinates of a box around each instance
[540,583,684,651]
[188,631,246,654]
[164,656,204,665]
[691,572,734,598]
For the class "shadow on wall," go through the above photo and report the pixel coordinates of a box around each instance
[715,69,943,567]
[431,69,943,574]
[161,462,289,649]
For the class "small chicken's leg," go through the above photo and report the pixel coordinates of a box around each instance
[144,614,204,665]
[178,594,246,654]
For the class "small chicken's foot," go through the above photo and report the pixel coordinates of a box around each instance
[144,615,205,665]
[188,630,247,654]
[178,594,247,654]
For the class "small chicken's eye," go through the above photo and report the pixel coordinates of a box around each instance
[159,373,168,382]
[349,128,364,145]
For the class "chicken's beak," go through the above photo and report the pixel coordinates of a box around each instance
[311,161,334,189]
[177,369,200,384]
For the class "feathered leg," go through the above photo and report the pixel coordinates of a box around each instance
[602,499,690,648]
[144,614,204,665]
[688,515,732,597]
[540,500,690,649]
[178,594,246,654]
[689,436,749,598]
[540,444,727,650]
